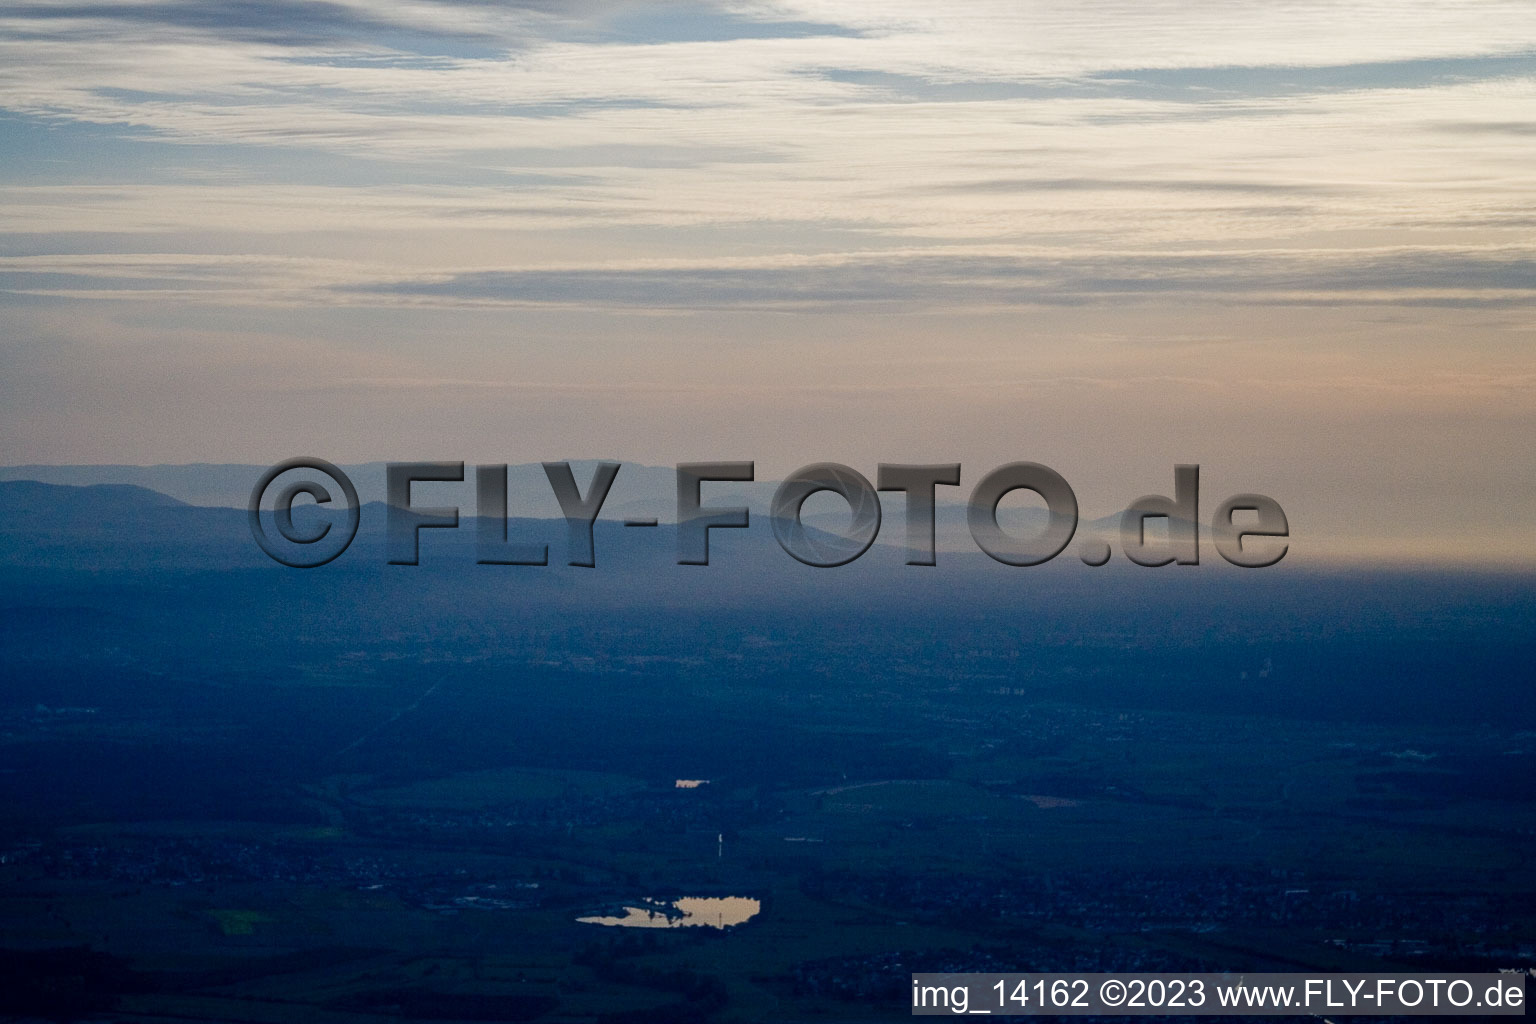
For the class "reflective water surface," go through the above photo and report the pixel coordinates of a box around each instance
[577,896,760,929]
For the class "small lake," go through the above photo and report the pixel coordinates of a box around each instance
[577,896,760,930]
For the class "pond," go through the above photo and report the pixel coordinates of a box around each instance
[576,896,760,929]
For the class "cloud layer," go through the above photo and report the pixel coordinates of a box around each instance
[1,1,1534,307]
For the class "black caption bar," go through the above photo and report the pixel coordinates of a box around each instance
[911,972,1528,1016]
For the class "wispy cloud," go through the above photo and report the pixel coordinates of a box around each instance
[5,242,1535,310]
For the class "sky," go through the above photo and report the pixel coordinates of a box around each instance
[0,1,1532,561]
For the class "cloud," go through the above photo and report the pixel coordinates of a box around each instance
[0,2,1533,311]
[2,1,489,48]
[1431,120,1536,136]
[327,247,1536,310]
[9,243,1531,311]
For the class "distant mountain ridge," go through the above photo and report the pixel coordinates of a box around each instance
[0,463,1181,562]
[0,462,755,517]
[0,479,188,514]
